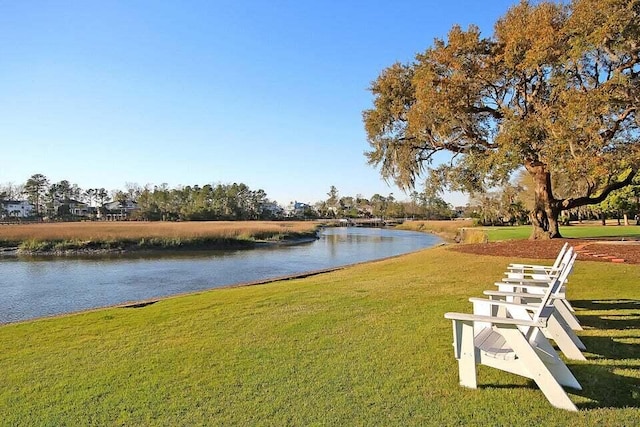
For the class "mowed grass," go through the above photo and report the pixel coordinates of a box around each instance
[1,247,638,425]
[482,224,640,241]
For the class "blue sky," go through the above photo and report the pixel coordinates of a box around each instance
[1,1,519,206]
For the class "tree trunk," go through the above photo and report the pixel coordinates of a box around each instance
[526,162,561,239]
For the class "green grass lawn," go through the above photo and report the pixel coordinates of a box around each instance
[1,247,639,425]
[482,224,640,241]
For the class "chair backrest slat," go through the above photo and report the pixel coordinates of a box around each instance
[531,251,576,323]
[551,242,570,270]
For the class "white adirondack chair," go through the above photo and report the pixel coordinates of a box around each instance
[489,247,583,333]
[477,252,586,361]
[506,242,569,277]
[444,273,582,411]
[502,244,572,290]
[502,243,580,310]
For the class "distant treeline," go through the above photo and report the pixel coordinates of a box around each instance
[2,174,459,222]
[133,183,273,221]
[1,174,279,221]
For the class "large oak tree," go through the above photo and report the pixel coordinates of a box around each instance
[364,0,639,239]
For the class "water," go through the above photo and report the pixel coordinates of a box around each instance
[0,227,441,323]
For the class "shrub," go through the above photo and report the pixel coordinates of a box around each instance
[456,228,488,244]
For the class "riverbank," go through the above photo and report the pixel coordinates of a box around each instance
[1,245,638,425]
[0,221,319,256]
[394,219,475,242]
[1,227,441,323]
[0,219,474,256]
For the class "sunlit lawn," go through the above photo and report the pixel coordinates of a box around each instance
[1,247,638,425]
[482,224,640,241]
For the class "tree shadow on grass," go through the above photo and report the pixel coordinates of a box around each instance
[571,299,640,311]
[579,335,640,360]
[578,314,640,331]
[570,363,640,409]
[568,299,640,408]
[572,299,639,332]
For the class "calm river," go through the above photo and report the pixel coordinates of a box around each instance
[0,227,441,323]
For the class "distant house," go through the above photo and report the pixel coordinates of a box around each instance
[99,200,139,221]
[1,200,34,218]
[453,205,471,219]
[66,199,91,217]
[357,204,374,218]
[261,201,284,219]
[285,201,314,218]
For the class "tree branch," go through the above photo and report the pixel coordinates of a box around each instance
[561,169,637,210]
[467,105,503,119]
[600,107,637,141]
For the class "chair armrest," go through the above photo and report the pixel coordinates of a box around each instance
[444,312,544,327]
[508,263,553,269]
[504,267,558,276]
[484,290,564,300]
[507,263,561,270]
[504,271,556,279]
[494,281,548,289]
[469,297,539,312]
[483,290,544,300]
[500,277,552,284]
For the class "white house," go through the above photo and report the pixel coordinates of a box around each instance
[99,200,139,220]
[1,200,34,218]
[261,201,284,218]
[66,199,90,217]
[284,201,314,218]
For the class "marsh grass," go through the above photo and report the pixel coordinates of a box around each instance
[0,221,318,252]
[1,247,638,425]
[459,228,489,243]
[396,220,474,240]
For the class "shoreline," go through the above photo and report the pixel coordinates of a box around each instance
[0,240,446,326]
[0,265,347,326]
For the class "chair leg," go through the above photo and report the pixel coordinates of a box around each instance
[530,332,582,390]
[553,306,586,350]
[454,320,478,389]
[554,299,583,331]
[544,357,582,391]
[564,299,576,312]
[499,325,578,411]
[546,314,586,361]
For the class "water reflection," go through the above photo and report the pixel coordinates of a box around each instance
[0,227,440,323]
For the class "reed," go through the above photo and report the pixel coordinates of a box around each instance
[0,221,317,240]
[396,219,474,240]
[0,221,319,252]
